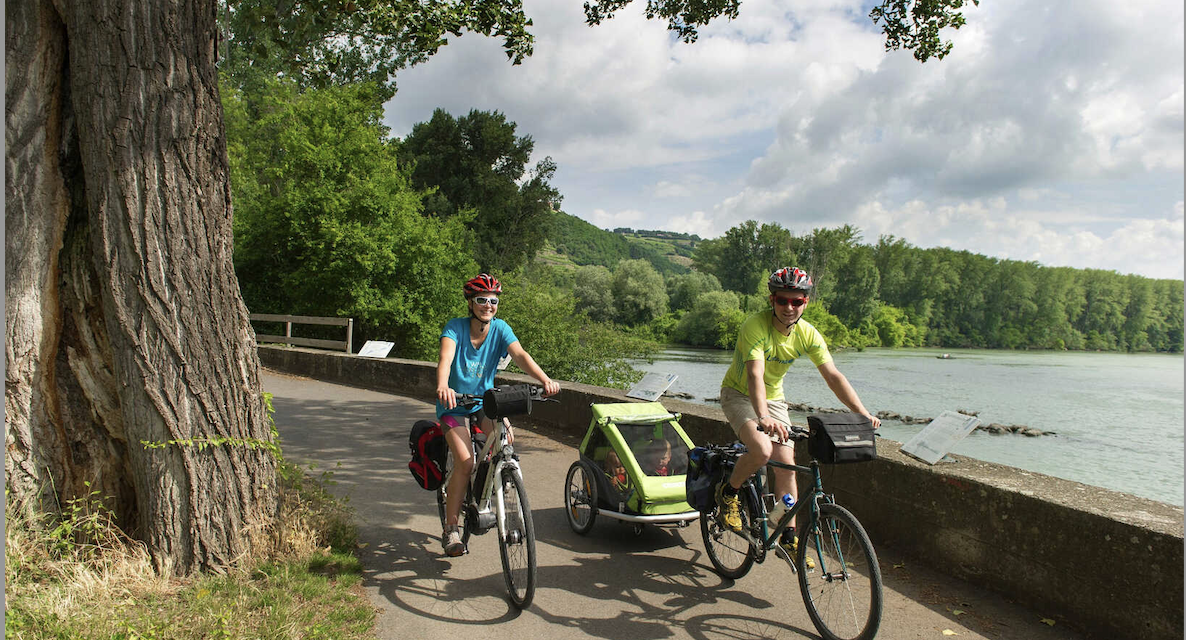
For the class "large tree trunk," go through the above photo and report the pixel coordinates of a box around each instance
[5,0,276,574]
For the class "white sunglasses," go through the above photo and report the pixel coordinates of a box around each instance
[473,296,499,306]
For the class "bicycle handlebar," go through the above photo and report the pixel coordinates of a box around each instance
[455,385,554,400]
[756,422,811,441]
[450,384,557,418]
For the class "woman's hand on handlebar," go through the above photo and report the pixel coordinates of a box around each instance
[437,386,457,410]
[540,378,560,397]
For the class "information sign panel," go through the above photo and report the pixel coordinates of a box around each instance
[357,340,394,359]
[900,411,982,465]
[626,372,678,402]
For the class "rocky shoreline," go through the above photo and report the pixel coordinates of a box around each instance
[677,391,1055,437]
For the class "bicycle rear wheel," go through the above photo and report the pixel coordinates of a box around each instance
[700,489,757,580]
[497,468,537,609]
[797,503,883,640]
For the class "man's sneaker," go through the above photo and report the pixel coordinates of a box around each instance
[442,526,465,557]
[779,530,815,569]
[714,480,743,532]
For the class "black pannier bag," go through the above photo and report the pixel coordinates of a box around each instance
[807,413,877,464]
[408,420,448,490]
[482,384,533,419]
[685,444,741,511]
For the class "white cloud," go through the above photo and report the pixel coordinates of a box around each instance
[382,0,1184,280]
[666,210,717,238]
[588,208,646,230]
[852,198,1185,279]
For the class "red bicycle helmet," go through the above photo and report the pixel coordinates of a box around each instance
[768,267,813,293]
[463,273,502,298]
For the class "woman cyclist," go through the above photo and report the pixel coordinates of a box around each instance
[435,273,560,557]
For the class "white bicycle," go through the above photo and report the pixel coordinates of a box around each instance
[435,384,553,609]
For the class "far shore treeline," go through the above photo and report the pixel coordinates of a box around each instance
[224,76,1183,391]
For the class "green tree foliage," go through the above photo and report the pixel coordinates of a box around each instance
[583,0,977,62]
[495,271,656,388]
[551,212,634,267]
[693,220,793,294]
[225,77,474,359]
[667,271,723,312]
[787,224,862,306]
[549,211,687,274]
[573,265,616,323]
[827,245,880,327]
[871,304,923,347]
[673,222,1182,353]
[674,291,745,349]
[219,0,535,100]
[801,303,851,348]
[612,259,670,325]
[400,108,560,274]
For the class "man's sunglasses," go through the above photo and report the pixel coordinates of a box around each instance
[774,296,808,308]
[473,296,499,306]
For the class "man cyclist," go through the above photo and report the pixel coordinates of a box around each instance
[716,267,880,558]
[435,273,560,557]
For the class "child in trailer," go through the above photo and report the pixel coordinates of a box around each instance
[649,439,673,476]
[605,450,629,492]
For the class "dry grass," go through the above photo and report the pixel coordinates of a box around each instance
[5,460,373,640]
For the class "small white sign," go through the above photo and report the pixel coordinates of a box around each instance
[901,410,982,465]
[626,372,679,402]
[357,340,394,359]
[497,354,513,370]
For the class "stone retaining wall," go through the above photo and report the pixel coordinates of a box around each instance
[259,345,1184,640]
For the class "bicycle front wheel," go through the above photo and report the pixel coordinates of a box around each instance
[497,468,537,609]
[797,503,883,640]
[700,489,757,580]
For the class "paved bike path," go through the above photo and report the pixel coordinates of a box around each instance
[263,370,1091,640]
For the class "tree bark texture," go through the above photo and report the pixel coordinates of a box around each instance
[6,0,277,574]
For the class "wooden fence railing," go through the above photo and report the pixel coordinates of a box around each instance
[249,314,353,353]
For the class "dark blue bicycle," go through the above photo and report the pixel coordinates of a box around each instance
[699,423,883,640]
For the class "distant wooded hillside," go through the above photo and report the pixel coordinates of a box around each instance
[546,212,688,275]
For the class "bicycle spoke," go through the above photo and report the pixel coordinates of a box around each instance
[700,491,757,580]
[798,504,882,640]
[497,468,537,609]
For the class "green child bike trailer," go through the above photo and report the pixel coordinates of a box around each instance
[408,420,448,490]
[807,412,877,464]
[563,401,700,536]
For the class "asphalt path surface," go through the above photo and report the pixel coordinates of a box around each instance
[263,370,1091,640]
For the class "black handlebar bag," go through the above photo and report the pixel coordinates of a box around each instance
[807,413,877,464]
[482,385,533,419]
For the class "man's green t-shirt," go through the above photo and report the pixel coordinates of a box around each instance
[721,311,833,401]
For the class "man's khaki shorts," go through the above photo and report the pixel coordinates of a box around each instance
[719,386,793,447]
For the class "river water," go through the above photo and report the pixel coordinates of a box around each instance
[632,346,1185,506]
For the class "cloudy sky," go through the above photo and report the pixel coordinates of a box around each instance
[383,0,1184,280]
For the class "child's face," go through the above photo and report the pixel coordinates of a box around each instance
[657,441,672,466]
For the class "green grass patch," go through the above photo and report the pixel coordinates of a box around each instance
[6,458,377,640]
